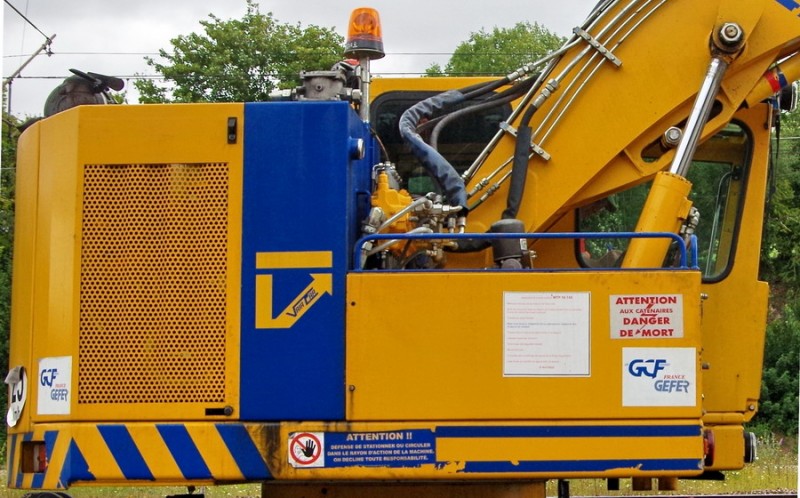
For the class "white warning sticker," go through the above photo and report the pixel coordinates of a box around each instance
[5,366,27,427]
[288,432,324,468]
[609,294,683,339]
[37,356,72,415]
[503,292,590,377]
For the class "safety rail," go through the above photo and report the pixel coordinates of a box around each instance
[354,231,699,270]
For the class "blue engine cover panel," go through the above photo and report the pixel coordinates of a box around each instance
[240,101,372,420]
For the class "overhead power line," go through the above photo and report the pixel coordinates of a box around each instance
[3,0,53,43]
[3,73,462,81]
[1,51,463,58]
[3,52,159,58]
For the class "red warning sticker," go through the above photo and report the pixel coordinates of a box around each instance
[288,432,324,468]
[609,294,683,339]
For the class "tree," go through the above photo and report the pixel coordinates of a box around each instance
[135,0,344,103]
[751,107,800,439]
[0,113,18,457]
[761,108,800,291]
[426,22,564,77]
[755,299,799,437]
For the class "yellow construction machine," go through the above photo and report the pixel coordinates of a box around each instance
[6,1,799,497]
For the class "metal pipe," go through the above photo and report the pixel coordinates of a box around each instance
[354,230,691,270]
[3,34,56,114]
[366,227,433,256]
[669,57,729,177]
[376,196,431,233]
[536,0,667,144]
[461,0,639,185]
[463,0,647,186]
[359,57,371,122]
[468,157,513,198]
[460,58,558,183]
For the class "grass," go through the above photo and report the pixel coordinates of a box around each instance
[550,433,798,496]
[0,435,795,497]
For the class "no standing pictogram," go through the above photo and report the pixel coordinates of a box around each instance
[289,432,324,468]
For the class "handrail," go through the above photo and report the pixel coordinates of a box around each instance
[354,231,699,270]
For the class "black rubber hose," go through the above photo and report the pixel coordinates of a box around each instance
[502,124,532,219]
[417,75,536,136]
[461,76,511,101]
[457,78,501,96]
[502,103,538,219]
[429,93,519,150]
[447,237,492,253]
[398,90,469,210]
[429,77,537,149]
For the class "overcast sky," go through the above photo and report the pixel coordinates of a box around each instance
[3,0,595,118]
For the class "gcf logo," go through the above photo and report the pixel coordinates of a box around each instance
[622,348,696,407]
[288,432,324,468]
[40,368,58,387]
[627,358,668,378]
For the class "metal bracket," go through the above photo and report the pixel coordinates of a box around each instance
[499,122,551,161]
[573,27,622,67]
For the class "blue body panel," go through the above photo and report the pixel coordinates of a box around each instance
[240,101,373,420]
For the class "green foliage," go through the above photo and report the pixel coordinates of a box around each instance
[425,22,564,76]
[0,114,18,460]
[752,297,800,438]
[761,108,800,289]
[754,107,800,439]
[135,0,344,103]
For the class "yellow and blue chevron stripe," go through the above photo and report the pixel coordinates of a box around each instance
[8,423,271,489]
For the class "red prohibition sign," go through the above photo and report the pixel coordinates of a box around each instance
[289,432,322,465]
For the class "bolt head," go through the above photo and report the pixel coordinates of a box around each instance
[719,23,743,46]
[663,126,682,147]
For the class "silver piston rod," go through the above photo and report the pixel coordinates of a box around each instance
[669,21,746,177]
[668,56,730,177]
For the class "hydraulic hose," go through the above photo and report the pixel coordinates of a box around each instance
[429,77,537,150]
[461,76,512,101]
[398,90,469,211]
[418,74,538,135]
[429,93,518,150]
[502,102,537,219]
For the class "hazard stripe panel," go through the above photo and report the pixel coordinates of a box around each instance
[157,425,212,480]
[7,423,271,489]
[98,425,154,480]
[6,421,704,489]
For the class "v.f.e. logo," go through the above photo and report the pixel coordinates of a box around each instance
[254,251,333,329]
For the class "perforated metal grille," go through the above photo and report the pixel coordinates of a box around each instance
[79,163,228,404]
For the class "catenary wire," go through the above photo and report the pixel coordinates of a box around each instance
[3,0,53,42]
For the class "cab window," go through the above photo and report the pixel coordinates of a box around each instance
[579,122,751,280]
[371,91,512,195]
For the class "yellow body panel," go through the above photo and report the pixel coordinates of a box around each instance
[347,270,702,421]
[9,104,245,426]
[698,107,772,419]
[704,424,746,470]
[8,125,40,438]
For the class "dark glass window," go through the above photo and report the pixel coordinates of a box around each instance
[579,122,751,279]
[371,91,512,195]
